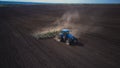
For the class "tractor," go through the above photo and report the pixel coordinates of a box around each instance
[56,29,78,45]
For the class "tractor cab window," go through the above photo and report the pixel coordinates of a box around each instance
[60,29,70,34]
[61,30,69,34]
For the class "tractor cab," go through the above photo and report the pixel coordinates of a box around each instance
[57,28,78,45]
[60,29,70,35]
[58,29,70,42]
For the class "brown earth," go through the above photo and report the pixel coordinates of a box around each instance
[0,4,120,68]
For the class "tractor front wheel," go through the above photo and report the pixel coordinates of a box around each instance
[66,39,72,45]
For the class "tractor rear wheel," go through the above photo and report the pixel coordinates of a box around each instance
[66,39,72,45]
[60,37,64,42]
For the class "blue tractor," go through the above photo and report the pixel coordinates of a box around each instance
[58,29,78,45]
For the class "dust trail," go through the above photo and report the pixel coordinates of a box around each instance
[32,9,102,39]
[32,10,80,38]
[52,10,80,35]
[32,10,81,38]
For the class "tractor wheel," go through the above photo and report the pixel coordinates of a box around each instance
[60,37,64,42]
[66,40,70,45]
[74,38,78,44]
[66,39,72,45]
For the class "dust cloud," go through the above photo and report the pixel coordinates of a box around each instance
[32,9,102,38]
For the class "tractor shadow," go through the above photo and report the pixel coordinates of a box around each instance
[77,42,84,46]
[70,41,84,47]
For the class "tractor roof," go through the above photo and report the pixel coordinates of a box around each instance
[61,29,70,32]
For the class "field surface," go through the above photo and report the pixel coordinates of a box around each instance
[0,4,120,68]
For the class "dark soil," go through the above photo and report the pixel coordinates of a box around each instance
[0,4,120,68]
